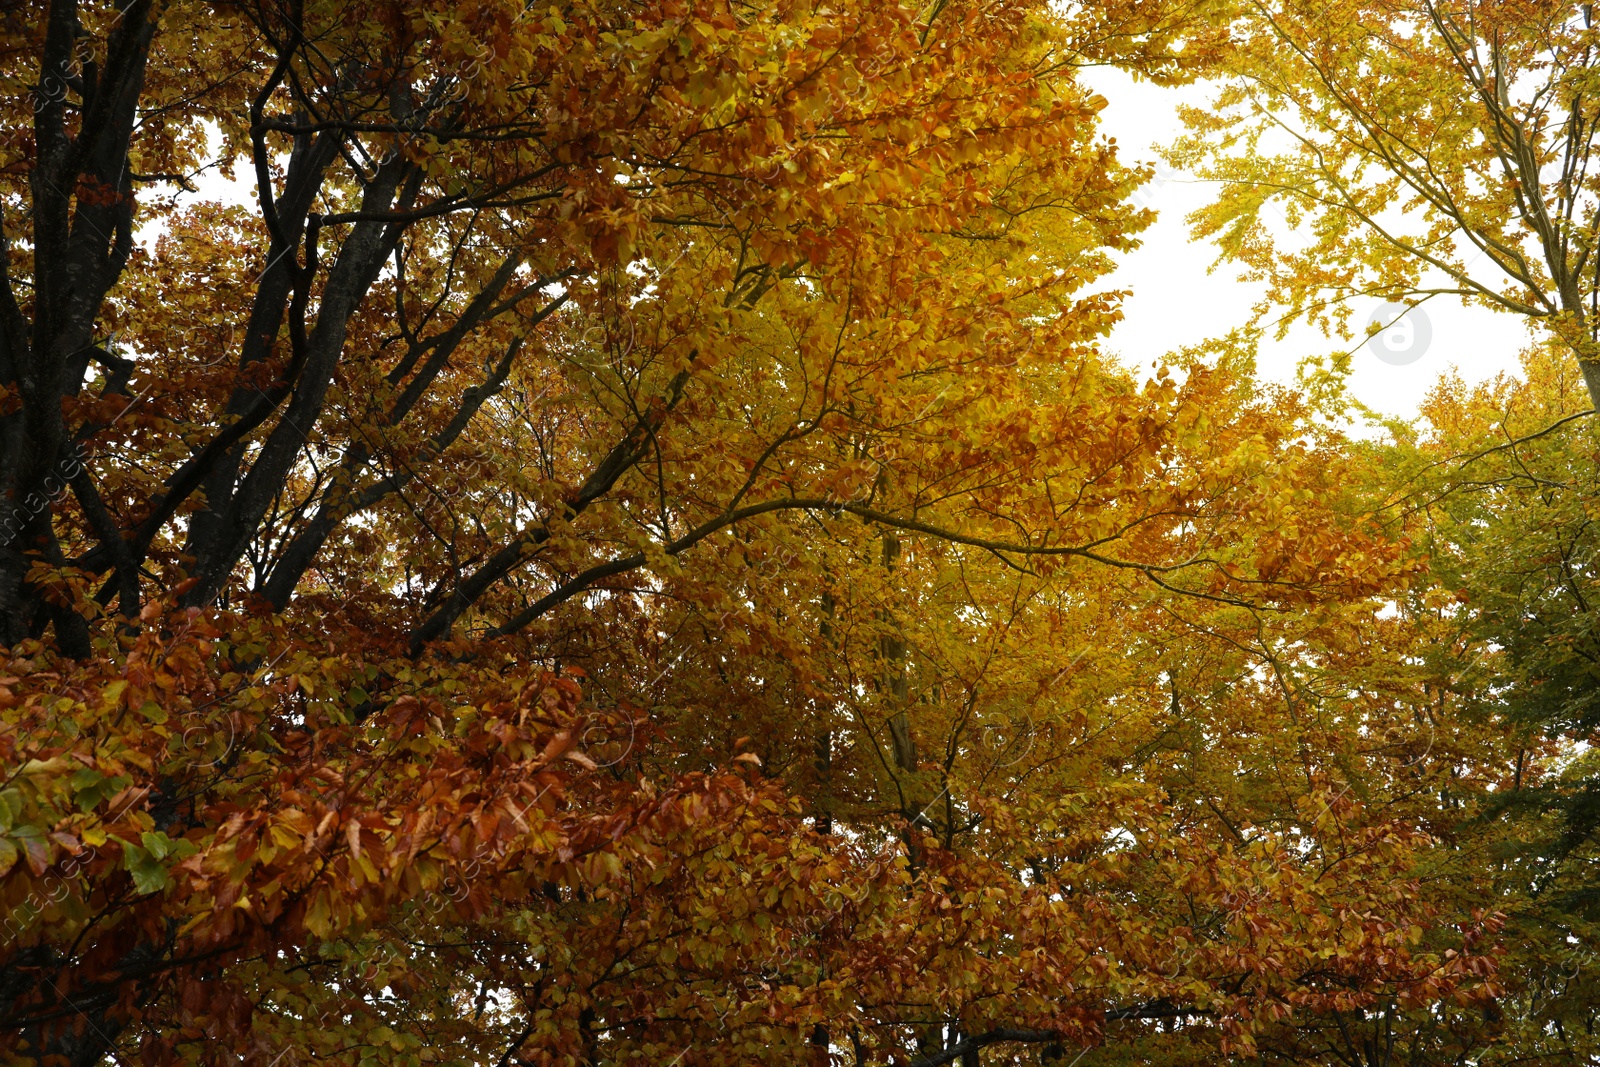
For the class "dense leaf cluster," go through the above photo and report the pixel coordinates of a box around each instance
[1,1,1595,1066]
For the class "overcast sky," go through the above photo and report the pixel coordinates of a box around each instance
[1083,68,1535,421]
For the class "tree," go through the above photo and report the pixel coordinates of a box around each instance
[1167,0,1600,407]
[1358,345,1600,1066]
[1159,0,1600,1057]
[0,0,1498,1063]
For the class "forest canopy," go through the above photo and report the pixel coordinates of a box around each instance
[0,1,1596,1065]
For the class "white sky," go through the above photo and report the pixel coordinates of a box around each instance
[1083,68,1534,419]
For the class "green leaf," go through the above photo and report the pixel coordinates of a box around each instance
[73,773,130,814]
[137,700,168,724]
[123,843,169,894]
[0,837,17,877]
[12,825,53,875]
[137,830,195,863]
[141,831,172,860]
[72,769,112,813]
[71,768,105,791]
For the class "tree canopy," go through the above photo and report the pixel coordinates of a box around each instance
[1169,0,1600,405]
[0,1,1593,1066]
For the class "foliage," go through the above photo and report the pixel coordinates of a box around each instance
[1362,345,1600,1066]
[0,0,1529,1065]
[1168,0,1600,406]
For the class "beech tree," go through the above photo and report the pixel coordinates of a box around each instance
[0,0,1501,1064]
[1358,346,1600,1067]
[1168,0,1600,407]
